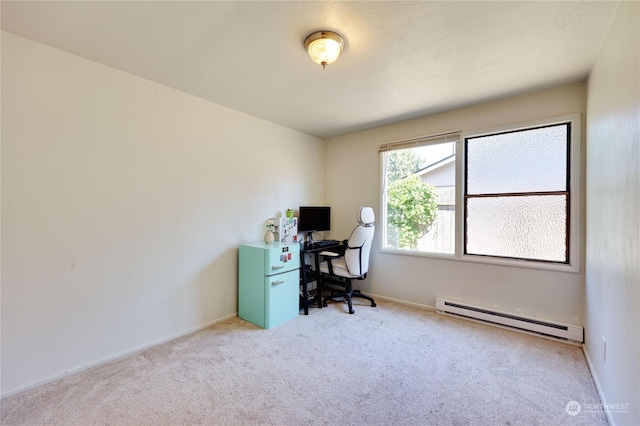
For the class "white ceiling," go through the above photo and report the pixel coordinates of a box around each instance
[1,1,617,139]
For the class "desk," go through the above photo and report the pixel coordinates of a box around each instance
[300,241,344,315]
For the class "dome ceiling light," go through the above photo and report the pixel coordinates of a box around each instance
[304,31,345,70]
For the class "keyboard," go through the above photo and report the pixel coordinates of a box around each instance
[312,240,339,249]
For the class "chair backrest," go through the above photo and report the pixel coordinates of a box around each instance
[344,206,375,277]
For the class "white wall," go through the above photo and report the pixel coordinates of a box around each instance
[1,32,325,396]
[585,1,640,425]
[325,82,587,325]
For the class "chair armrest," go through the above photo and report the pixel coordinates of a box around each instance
[320,251,341,275]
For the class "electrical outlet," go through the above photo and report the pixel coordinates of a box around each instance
[601,336,606,361]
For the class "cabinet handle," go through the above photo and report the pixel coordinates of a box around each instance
[271,265,285,270]
[272,280,284,286]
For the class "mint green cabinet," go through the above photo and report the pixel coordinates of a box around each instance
[238,242,300,329]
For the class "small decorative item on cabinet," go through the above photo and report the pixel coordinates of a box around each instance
[265,219,276,244]
[286,209,294,218]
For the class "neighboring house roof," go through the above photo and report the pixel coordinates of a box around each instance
[415,154,455,177]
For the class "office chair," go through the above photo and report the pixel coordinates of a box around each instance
[319,206,377,314]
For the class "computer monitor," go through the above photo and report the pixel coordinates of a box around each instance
[298,206,331,240]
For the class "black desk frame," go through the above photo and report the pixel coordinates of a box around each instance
[300,242,342,315]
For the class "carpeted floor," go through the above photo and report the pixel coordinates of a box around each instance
[1,299,607,425]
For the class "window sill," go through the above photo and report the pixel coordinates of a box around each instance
[380,248,580,273]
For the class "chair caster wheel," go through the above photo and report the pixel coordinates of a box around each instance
[349,310,355,314]
[372,303,377,307]
[322,302,327,307]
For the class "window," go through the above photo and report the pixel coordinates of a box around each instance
[465,123,570,263]
[380,132,460,255]
[380,114,581,271]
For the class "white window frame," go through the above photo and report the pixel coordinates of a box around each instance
[379,131,461,259]
[380,114,581,273]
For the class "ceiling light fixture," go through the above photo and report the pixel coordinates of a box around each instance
[304,31,344,70]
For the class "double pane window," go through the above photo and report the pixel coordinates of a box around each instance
[465,124,570,263]
[380,115,579,271]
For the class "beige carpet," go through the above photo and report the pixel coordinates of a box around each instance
[1,300,607,425]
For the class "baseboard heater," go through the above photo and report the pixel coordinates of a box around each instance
[435,298,583,344]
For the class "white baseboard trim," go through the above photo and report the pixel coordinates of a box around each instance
[582,345,615,426]
[1,312,239,400]
[368,293,436,312]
